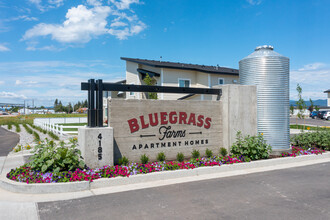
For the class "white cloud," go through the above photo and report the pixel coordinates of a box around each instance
[0,91,27,99]
[48,0,64,7]
[23,5,111,43]
[247,0,262,5]
[298,62,326,71]
[0,81,4,85]
[0,60,123,106]
[0,44,10,51]
[110,20,128,27]
[23,2,146,45]
[28,0,64,11]
[5,15,38,22]
[110,0,140,10]
[26,45,64,51]
[290,62,330,100]
[86,0,102,6]
[15,80,38,87]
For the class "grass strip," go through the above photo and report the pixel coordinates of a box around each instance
[22,123,33,134]
[290,124,330,131]
[14,123,21,132]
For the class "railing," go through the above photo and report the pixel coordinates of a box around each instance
[34,117,87,125]
[34,120,85,136]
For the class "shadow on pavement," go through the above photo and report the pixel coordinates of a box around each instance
[0,127,19,157]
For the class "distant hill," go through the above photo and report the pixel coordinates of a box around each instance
[290,99,327,107]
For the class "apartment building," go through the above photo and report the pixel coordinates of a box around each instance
[121,57,239,100]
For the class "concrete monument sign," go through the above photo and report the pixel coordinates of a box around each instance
[78,84,257,168]
[108,99,222,163]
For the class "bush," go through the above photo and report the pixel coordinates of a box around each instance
[118,156,129,166]
[27,138,85,173]
[291,130,330,150]
[205,148,213,158]
[220,147,228,157]
[140,154,149,164]
[176,152,184,162]
[230,131,272,160]
[156,152,166,162]
[7,123,12,130]
[192,149,200,159]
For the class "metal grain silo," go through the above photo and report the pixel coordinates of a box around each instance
[239,45,290,152]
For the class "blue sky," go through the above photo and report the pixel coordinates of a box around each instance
[0,0,329,106]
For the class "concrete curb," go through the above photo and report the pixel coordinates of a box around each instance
[90,152,330,189]
[0,152,329,194]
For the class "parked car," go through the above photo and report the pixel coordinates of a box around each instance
[310,111,318,119]
[323,111,330,120]
[317,111,326,119]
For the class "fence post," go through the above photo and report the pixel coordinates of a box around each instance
[60,125,63,136]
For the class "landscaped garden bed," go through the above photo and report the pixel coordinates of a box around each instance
[6,133,327,184]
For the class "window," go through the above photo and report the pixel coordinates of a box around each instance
[103,91,108,98]
[178,79,190,88]
[218,78,224,85]
[129,84,134,96]
[103,91,111,98]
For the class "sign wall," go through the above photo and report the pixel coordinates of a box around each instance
[108,99,222,163]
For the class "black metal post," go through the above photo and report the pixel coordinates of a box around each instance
[96,79,103,127]
[89,79,96,127]
[87,79,91,127]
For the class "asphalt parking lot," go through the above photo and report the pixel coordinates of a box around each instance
[290,117,330,127]
[38,162,330,220]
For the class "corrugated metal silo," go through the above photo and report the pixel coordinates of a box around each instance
[239,45,290,151]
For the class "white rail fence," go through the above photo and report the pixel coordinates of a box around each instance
[34,117,87,124]
[33,117,87,136]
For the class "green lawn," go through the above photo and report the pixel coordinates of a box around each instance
[290,124,330,131]
[63,128,79,132]
[58,123,86,132]
[0,114,87,125]
[58,123,87,126]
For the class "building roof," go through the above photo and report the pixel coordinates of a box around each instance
[121,57,239,76]
[324,89,330,93]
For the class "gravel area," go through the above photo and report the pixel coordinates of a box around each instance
[2,124,75,150]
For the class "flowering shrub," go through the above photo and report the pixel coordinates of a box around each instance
[290,130,330,150]
[27,138,85,173]
[7,155,247,184]
[230,131,272,160]
[13,145,22,153]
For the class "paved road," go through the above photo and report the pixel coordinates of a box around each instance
[0,127,19,157]
[38,162,330,220]
[290,117,330,127]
